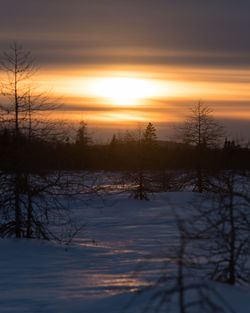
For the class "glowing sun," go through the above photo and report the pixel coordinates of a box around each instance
[92,77,157,106]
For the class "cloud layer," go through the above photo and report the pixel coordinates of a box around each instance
[1,0,250,67]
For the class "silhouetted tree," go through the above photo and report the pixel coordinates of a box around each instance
[0,42,81,241]
[143,122,157,145]
[75,121,91,147]
[74,121,91,168]
[178,102,224,192]
[190,171,250,285]
[124,123,158,200]
[0,42,36,237]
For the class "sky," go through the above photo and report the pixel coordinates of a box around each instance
[1,0,250,140]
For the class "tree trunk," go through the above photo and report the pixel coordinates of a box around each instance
[14,173,21,238]
[228,182,236,284]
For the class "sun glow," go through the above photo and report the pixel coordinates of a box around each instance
[92,77,158,106]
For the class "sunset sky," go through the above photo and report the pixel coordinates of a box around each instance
[1,0,250,139]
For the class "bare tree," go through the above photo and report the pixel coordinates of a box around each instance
[0,42,36,237]
[0,42,36,135]
[189,171,250,285]
[23,87,60,140]
[178,102,224,192]
[179,101,224,148]
[0,42,82,241]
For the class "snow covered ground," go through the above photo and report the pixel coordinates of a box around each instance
[1,192,250,313]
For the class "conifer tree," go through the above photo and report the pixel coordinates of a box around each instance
[143,122,157,145]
